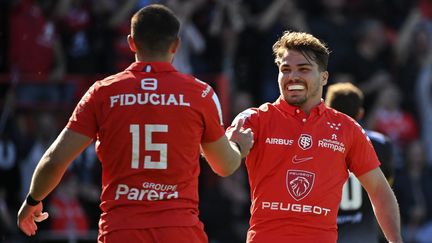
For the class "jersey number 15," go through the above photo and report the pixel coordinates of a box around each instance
[130,124,168,169]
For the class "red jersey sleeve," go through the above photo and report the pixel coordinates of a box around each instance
[66,82,99,139]
[200,87,225,143]
[346,120,381,177]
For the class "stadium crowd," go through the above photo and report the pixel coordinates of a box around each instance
[0,0,432,242]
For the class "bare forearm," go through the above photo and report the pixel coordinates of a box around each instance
[369,184,402,242]
[201,137,241,177]
[359,168,403,242]
[29,152,68,201]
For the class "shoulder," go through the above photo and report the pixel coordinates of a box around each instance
[231,103,276,128]
[92,71,133,90]
[164,74,215,97]
[258,102,274,112]
[240,103,274,118]
[188,77,215,96]
[324,107,360,128]
[323,108,369,141]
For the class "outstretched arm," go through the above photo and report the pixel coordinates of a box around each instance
[358,167,403,243]
[17,128,92,236]
[201,119,253,177]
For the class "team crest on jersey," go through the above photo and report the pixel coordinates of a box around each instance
[298,134,313,150]
[286,170,315,201]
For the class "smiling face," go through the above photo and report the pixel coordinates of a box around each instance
[277,49,328,112]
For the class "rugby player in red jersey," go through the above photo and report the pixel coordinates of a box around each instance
[17,4,253,243]
[227,31,402,243]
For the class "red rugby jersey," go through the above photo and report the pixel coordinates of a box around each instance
[66,62,225,235]
[229,97,380,243]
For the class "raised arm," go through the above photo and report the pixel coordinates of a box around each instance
[358,167,403,243]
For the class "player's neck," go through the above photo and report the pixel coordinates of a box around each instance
[136,53,173,63]
[300,99,322,116]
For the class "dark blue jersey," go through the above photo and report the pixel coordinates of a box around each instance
[337,130,394,243]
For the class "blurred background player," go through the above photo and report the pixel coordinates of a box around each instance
[325,82,395,243]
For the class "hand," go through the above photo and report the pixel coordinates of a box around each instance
[226,118,254,158]
[17,200,49,236]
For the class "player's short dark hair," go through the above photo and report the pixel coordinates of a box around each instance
[325,82,363,118]
[272,31,330,71]
[131,4,180,56]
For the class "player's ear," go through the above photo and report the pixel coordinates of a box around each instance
[169,37,180,54]
[321,71,329,85]
[127,35,137,53]
[356,107,365,120]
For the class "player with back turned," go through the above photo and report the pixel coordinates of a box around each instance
[325,82,395,243]
[16,4,253,243]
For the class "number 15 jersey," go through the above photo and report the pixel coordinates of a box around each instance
[66,62,225,236]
